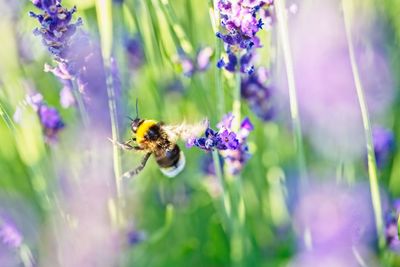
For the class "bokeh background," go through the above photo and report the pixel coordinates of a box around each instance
[0,0,400,266]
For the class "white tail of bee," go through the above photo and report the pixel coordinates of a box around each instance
[160,151,186,178]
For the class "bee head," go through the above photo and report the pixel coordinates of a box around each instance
[131,118,144,133]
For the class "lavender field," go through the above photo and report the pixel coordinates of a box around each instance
[0,0,400,266]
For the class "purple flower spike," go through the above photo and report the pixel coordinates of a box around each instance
[30,1,82,61]
[216,0,274,75]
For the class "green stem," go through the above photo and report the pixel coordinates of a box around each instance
[275,0,307,184]
[208,0,224,117]
[341,0,384,250]
[19,244,35,267]
[0,99,16,133]
[71,80,89,127]
[233,72,241,131]
[105,63,123,193]
[275,0,310,251]
[212,150,230,232]
[96,0,124,227]
[230,73,246,267]
[398,215,400,241]
[157,0,193,54]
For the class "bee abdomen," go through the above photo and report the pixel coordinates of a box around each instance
[156,144,185,177]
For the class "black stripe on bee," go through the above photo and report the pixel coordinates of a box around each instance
[145,124,162,141]
[155,144,181,168]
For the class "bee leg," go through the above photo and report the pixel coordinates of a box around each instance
[109,138,135,151]
[121,152,152,180]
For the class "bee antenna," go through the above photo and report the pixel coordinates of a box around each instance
[127,116,135,122]
[135,98,140,119]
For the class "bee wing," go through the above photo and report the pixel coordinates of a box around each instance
[163,119,208,143]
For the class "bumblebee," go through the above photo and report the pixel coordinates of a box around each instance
[112,115,206,179]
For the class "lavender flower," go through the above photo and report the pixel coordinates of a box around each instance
[188,114,253,175]
[30,0,110,124]
[241,67,273,121]
[30,0,83,108]
[30,0,83,62]
[187,114,240,151]
[216,0,274,73]
[372,126,395,169]
[0,219,23,249]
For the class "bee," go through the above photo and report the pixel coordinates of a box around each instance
[111,102,206,179]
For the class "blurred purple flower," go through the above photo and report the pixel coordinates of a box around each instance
[127,229,146,246]
[164,79,184,95]
[288,248,377,267]
[59,80,75,108]
[38,105,65,142]
[220,117,254,175]
[0,220,23,249]
[200,153,224,177]
[217,112,234,129]
[180,55,195,77]
[281,0,394,161]
[241,67,273,121]
[385,199,400,252]
[17,92,65,143]
[372,126,395,169]
[196,47,213,71]
[125,37,145,70]
[179,47,214,77]
[293,182,374,251]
